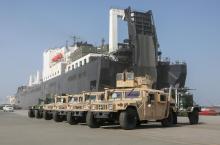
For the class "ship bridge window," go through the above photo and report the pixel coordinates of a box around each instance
[125,91,140,98]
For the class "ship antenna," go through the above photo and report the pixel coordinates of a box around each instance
[101,38,105,48]
[66,40,69,50]
[71,35,80,45]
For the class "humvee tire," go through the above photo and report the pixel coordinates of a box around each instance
[43,111,52,120]
[35,110,41,119]
[86,111,100,128]
[173,112,177,124]
[119,108,137,130]
[53,111,62,122]
[67,112,78,125]
[188,110,199,125]
[28,109,35,118]
[161,110,173,127]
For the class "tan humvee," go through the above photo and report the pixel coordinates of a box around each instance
[86,72,173,130]
[66,91,105,125]
[42,95,70,122]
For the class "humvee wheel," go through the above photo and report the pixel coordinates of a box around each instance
[188,110,199,125]
[43,111,52,120]
[119,108,137,130]
[161,110,173,127]
[86,111,100,128]
[35,110,41,119]
[173,112,177,124]
[28,109,35,118]
[53,111,62,122]
[67,112,78,125]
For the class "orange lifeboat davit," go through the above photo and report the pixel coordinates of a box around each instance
[52,53,63,62]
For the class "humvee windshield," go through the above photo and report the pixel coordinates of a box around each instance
[109,92,122,100]
[85,95,96,102]
[56,98,66,103]
[69,97,79,103]
[179,93,193,108]
[125,91,140,98]
[38,98,44,105]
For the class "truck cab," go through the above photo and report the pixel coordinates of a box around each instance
[66,92,105,125]
[42,95,70,121]
[166,88,201,124]
[28,97,54,119]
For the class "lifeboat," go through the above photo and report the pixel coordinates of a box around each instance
[199,108,218,116]
[52,53,63,62]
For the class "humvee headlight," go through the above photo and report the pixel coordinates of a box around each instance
[83,105,89,110]
[92,105,96,110]
[108,104,113,110]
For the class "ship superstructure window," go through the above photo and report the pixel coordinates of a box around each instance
[75,63,78,68]
[84,59,86,65]
[68,66,71,70]
[72,64,74,69]
[89,56,97,62]
[90,80,96,90]
[80,61,82,67]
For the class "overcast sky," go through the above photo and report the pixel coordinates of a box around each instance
[0,0,219,105]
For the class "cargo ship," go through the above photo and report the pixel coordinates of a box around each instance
[15,7,187,108]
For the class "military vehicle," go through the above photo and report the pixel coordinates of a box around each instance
[42,95,70,121]
[86,72,175,130]
[28,97,54,119]
[66,92,105,125]
[165,88,201,125]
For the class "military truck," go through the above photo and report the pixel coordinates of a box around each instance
[42,95,70,121]
[66,92,105,125]
[86,72,175,130]
[165,87,201,125]
[28,97,54,119]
